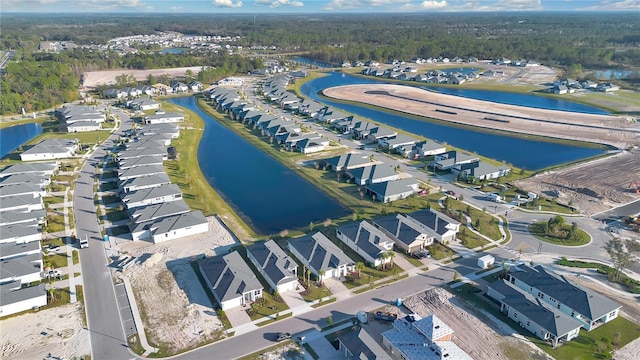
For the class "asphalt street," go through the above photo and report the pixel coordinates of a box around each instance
[74,107,135,360]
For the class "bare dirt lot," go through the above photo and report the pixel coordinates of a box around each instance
[323,84,640,149]
[401,288,550,360]
[115,216,238,354]
[0,303,91,360]
[81,66,203,87]
[515,149,640,215]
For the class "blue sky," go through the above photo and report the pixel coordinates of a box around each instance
[2,0,639,13]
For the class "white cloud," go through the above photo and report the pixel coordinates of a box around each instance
[212,0,243,7]
[421,0,448,9]
[169,6,184,11]
[494,0,542,10]
[4,0,149,8]
[579,0,640,10]
[324,0,410,10]
[254,0,304,7]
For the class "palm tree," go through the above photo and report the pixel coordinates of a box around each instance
[379,252,390,270]
[318,269,326,286]
[306,268,311,285]
[355,262,365,278]
[387,251,396,269]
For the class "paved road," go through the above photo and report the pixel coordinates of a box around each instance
[592,199,640,223]
[178,266,457,360]
[74,108,135,360]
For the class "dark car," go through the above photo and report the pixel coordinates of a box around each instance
[404,315,416,323]
[276,332,292,341]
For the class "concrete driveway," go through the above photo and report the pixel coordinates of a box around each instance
[281,284,309,311]
[225,305,252,328]
[323,278,351,301]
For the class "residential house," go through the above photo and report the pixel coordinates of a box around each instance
[316,107,349,124]
[117,147,167,161]
[337,327,392,360]
[121,183,182,210]
[597,83,620,92]
[216,77,245,86]
[198,251,263,310]
[365,178,420,203]
[382,314,472,360]
[366,127,397,142]
[319,153,379,172]
[246,240,299,293]
[0,223,42,244]
[288,232,355,280]
[128,199,191,225]
[118,155,164,171]
[372,213,434,253]
[129,98,160,111]
[402,140,446,159]
[0,195,44,213]
[189,81,204,92]
[103,88,128,99]
[20,139,78,162]
[0,183,46,199]
[346,164,399,186]
[118,164,166,182]
[152,83,173,95]
[0,173,50,188]
[487,279,583,348]
[144,112,184,125]
[120,173,172,193]
[336,220,395,267]
[0,209,46,227]
[406,209,460,244]
[0,281,47,316]
[503,265,621,331]
[295,137,328,154]
[130,210,208,243]
[67,121,102,133]
[0,253,43,285]
[0,161,59,178]
[432,151,479,170]
[171,82,189,93]
[379,134,418,151]
[452,160,511,181]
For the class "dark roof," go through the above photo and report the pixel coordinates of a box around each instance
[372,214,424,246]
[365,178,418,198]
[289,232,353,273]
[336,221,393,259]
[407,209,460,236]
[347,165,397,184]
[338,327,392,360]
[198,251,262,303]
[246,240,297,287]
[489,279,583,337]
[510,265,621,321]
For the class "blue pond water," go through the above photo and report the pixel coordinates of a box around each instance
[0,122,43,159]
[300,73,605,170]
[167,96,350,235]
[595,69,638,80]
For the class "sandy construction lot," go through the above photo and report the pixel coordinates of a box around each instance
[402,288,549,360]
[82,66,203,87]
[323,84,640,149]
[116,216,239,354]
[515,149,640,215]
[0,303,91,360]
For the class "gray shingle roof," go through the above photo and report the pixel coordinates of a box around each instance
[0,162,58,178]
[0,173,49,187]
[122,183,181,206]
[0,183,43,197]
[0,240,40,260]
[148,210,207,236]
[21,139,77,156]
[323,153,375,171]
[289,232,353,273]
[246,240,297,287]
[407,209,460,236]
[338,327,392,360]
[120,173,171,191]
[347,164,397,184]
[118,155,165,170]
[0,210,46,226]
[0,281,46,308]
[128,199,190,225]
[373,214,427,246]
[0,223,41,240]
[0,253,42,281]
[510,265,621,321]
[118,165,166,180]
[365,178,418,198]
[336,220,394,259]
[0,195,43,212]
[198,251,262,303]
[489,279,583,337]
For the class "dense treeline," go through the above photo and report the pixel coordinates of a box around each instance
[0,61,79,114]
[2,13,639,69]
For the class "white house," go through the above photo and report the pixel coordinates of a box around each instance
[144,112,184,124]
[20,139,78,162]
[67,121,102,133]
[406,209,461,244]
[0,281,47,317]
[288,232,354,281]
[372,214,434,254]
[130,211,209,243]
[121,184,182,210]
[197,251,263,310]
[246,240,299,293]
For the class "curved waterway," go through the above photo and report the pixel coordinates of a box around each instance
[167,96,350,235]
[0,122,43,159]
[300,73,606,170]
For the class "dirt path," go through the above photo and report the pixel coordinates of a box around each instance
[323,84,640,149]
[0,303,91,360]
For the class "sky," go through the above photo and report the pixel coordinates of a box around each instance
[2,0,639,13]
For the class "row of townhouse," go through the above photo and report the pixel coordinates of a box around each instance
[0,162,60,316]
[55,104,105,133]
[197,208,459,311]
[361,67,479,85]
[488,264,621,348]
[103,81,204,99]
[547,78,620,94]
[112,123,208,244]
[317,153,421,203]
[205,81,329,154]
[18,138,79,162]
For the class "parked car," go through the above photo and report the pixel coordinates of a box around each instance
[45,245,61,253]
[276,332,292,342]
[374,311,398,321]
[404,314,417,323]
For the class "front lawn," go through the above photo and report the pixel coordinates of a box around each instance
[457,226,490,249]
[299,282,332,302]
[556,257,640,293]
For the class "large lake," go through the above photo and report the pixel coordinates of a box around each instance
[167,96,350,235]
[300,72,606,170]
[0,122,43,159]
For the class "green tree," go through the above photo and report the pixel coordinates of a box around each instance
[604,239,634,281]
[355,262,365,278]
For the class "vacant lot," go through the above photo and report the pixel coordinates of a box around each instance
[81,66,203,87]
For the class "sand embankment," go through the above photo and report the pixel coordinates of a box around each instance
[323,84,640,149]
[82,66,204,87]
